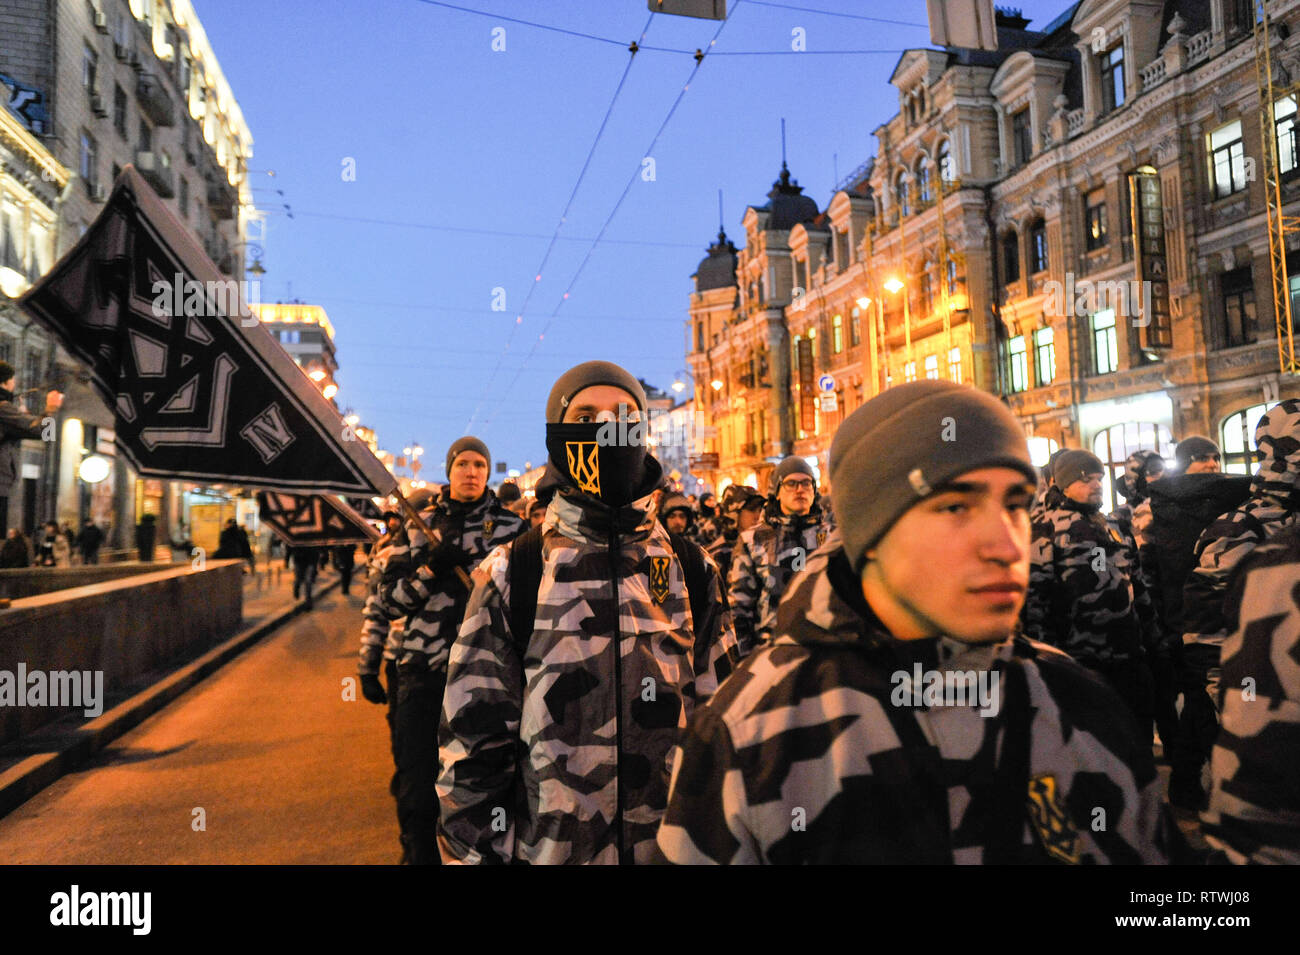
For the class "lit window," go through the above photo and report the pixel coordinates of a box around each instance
[1008,335,1029,392]
[1208,120,1248,198]
[1034,326,1056,385]
[924,354,939,380]
[904,360,917,383]
[1220,402,1279,475]
[948,346,962,382]
[1276,95,1298,175]
[1093,308,1119,374]
[832,314,843,354]
[1029,221,1048,273]
[1085,190,1107,252]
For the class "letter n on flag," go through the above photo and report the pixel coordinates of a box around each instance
[18,166,395,496]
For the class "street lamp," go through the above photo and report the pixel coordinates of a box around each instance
[883,276,904,294]
[710,378,724,392]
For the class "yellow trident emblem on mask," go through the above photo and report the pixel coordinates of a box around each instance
[566,441,601,496]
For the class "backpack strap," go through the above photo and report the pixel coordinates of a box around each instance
[668,531,712,627]
[506,525,544,655]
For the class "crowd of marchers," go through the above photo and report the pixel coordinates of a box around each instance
[351,359,1299,865]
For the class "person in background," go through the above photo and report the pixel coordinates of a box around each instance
[35,521,59,566]
[290,545,323,608]
[659,493,697,540]
[0,360,61,534]
[0,527,29,568]
[333,542,357,595]
[76,519,104,565]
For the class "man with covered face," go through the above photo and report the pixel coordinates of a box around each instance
[437,360,738,865]
[727,456,833,658]
[657,381,1177,865]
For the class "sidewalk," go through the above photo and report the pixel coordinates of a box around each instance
[0,561,340,818]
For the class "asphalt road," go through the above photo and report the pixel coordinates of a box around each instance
[0,586,399,864]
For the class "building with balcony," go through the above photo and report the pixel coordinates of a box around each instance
[0,0,260,546]
[248,302,341,404]
[686,0,1300,510]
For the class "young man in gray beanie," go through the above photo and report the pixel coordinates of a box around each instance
[1022,448,1158,729]
[727,455,834,658]
[376,435,524,864]
[658,380,1177,864]
[437,359,738,865]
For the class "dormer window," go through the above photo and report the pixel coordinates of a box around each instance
[1012,108,1032,167]
[1100,45,1125,114]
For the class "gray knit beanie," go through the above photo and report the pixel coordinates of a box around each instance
[770,455,816,493]
[545,360,647,423]
[445,436,490,475]
[830,381,1037,572]
[1051,449,1104,489]
[1174,435,1220,471]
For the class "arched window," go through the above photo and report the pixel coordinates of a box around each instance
[915,156,932,204]
[1220,402,1280,474]
[1026,436,1059,468]
[937,139,955,184]
[895,173,910,217]
[1002,230,1021,284]
[1092,422,1174,513]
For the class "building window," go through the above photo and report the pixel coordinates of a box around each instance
[694,322,704,352]
[1277,95,1298,176]
[1085,191,1107,252]
[1221,402,1278,474]
[1029,220,1048,273]
[850,307,861,346]
[832,314,843,354]
[139,118,153,152]
[1093,422,1173,512]
[1100,45,1125,114]
[83,43,98,92]
[23,349,41,390]
[1012,108,1032,167]
[937,139,955,185]
[916,156,932,203]
[1119,178,1134,262]
[280,330,300,344]
[1093,308,1119,374]
[0,202,20,271]
[27,220,50,280]
[919,272,933,316]
[1007,335,1029,392]
[895,174,910,217]
[113,83,127,137]
[948,346,962,382]
[1221,266,1258,346]
[924,354,939,380]
[1002,230,1020,284]
[79,131,98,191]
[946,256,959,296]
[1208,120,1248,198]
[0,338,10,363]
[1034,326,1056,385]
[179,176,189,216]
[904,360,917,383]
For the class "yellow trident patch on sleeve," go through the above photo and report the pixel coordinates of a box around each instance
[566,441,601,496]
[649,555,671,604]
[1026,772,1081,864]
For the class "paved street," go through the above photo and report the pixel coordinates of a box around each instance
[0,580,398,864]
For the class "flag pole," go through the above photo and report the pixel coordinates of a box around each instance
[393,488,473,591]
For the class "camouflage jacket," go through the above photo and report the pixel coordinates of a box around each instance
[378,489,525,670]
[658,538,1176,864]
[1023,486,1155,665]
[1183,403,1300,651]
[437,483,739,865]
[1202,527,1300,864]
[704,523,739,583]
[695,513,723,549]
[727,501,832,657]
[358,535,404,675]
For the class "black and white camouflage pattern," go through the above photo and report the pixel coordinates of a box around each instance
[359,537,403,675]
[378,488,525,671]
[727,501,832,657]
[1183,399,1300,664]
[1023,485,1154,664]
[658,538,1176,864]
[437,487,739,865]
[1202,526,1300,864]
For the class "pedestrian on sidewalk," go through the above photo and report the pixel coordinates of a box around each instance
[76,519,104,565]
[290,545,322,608]
[0,528,29,568]
[0,360,61,534]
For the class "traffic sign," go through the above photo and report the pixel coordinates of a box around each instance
[819,394,838,413]
[817,374,835,393]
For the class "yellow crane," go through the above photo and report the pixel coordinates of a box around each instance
[1254,0,1300,375]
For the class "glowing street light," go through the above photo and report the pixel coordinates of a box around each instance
[322,383,338,399]
[856,296,871,309]
[883,277,905,294]
[308,368,327,382]
[710,379,724,392]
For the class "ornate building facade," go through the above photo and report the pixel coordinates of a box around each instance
[686,0,1300,509]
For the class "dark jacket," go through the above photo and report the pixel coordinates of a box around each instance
[75,523,104,554]
[1141,473,1252,636]
[0,387,44,497]
[0,534,29,568]
[659,537,1177,864]
[214,524,252,559]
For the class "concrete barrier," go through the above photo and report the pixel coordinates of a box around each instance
[0,563,171,600]
[0,560,243,745]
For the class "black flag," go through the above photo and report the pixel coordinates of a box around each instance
[257,491,378,547]
[18,166,395,497]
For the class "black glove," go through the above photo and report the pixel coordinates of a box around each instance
[360,672,387,705]
[424,538,472,577]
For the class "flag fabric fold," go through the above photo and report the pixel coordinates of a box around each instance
[257,491,378,547]
[18,166,396,497]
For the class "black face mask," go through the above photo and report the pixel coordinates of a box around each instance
[545,422,648,508]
